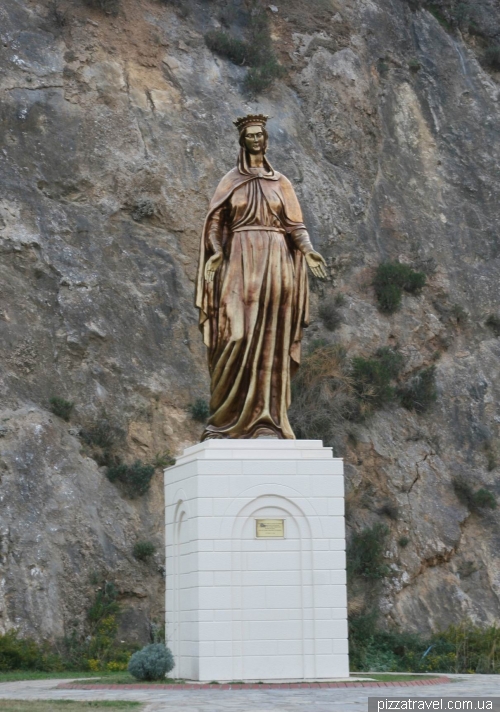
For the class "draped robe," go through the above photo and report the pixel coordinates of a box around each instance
[195,150,314,440]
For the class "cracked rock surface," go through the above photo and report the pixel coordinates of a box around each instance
[1,0,500,640]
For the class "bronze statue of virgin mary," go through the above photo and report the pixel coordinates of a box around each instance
[195,114,327,440]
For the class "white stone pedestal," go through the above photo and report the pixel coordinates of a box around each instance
[164,440,348,682]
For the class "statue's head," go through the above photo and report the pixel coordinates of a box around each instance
[234,114,269,156]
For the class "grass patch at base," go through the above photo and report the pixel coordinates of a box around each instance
[0,703,141,712]
[0,672,104,683]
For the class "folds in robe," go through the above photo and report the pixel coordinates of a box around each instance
[195,151,311,440]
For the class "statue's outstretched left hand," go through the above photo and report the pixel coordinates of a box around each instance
[305,251,327,280]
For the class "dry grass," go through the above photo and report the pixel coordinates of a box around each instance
[289,343,359,450]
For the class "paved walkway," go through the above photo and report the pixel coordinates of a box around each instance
[0,675,499,711]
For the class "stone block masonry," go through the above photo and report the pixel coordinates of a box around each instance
[164,440,348,682]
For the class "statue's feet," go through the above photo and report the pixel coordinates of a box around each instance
[201,429,227,441]
[252,427,279,439]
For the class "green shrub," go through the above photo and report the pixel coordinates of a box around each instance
[152,451,176,469]
[49,397,74,422]
[0,631,61,672]
[398,366,437,413]
[408,58,421,71]
[106,461,155,498]
[347,523,390,582]
[452,476,496,513]
[484,46,500,71]
[373,262,426,314]
[0,580,136,673]
[132,198,155,221]
[379,502,399,521]
[204,0,283,95]
[350,621,500,673]
[204,30,250,66]
[133,541,156,561]
[58,577,136,671]
[428,3,451,29]
[487,451,498,472]
[376,347,405,378]
[453,476,476,509]
[485,314,500,336]
[82,0,120,15]
[244,59,286,95]
[377,58,389,76]
[352,348,403,411]
[473,488,497,510]
[128,643,174,681]
[189,398,210,423]
[398,536,410,548]
[318,296,343,331]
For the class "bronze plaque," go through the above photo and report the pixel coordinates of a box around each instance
[256,519,285,538]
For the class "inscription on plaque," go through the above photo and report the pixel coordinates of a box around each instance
[256,519,285,538]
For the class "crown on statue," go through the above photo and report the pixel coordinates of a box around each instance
[233,114,269,132]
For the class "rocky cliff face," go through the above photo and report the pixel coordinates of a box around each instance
[1,0,500,643]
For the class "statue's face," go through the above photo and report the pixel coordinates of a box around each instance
[244,124,265,154]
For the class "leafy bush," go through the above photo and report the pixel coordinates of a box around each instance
[318,296,343,331]
[49,396,74,421]
[398,366,437,413]
[204,0,284,95]
[133,541,156,561]
[351,348,404,411]
[485,314,500,337]
[106,461,155,498]
[152,451,176,469]
[347,523,390,582]
[128,643,174,681]
[351,621,500,674]
[0,578,136,673]
[373,262,426,314]
[452,476,496,514]
[244,59,286,95]
[58,577,136,671]
[82,0,120,15]
[484,46,500,71]
[398,536,410,548]
[132,198,155,221]
[474,489,497,510]
[0,631,62,672]
[204,30,249,65]
[189,398,210,423]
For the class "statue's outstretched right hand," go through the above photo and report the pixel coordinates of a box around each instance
[205,252,224,283]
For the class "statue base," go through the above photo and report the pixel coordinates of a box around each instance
[164,440,349,682]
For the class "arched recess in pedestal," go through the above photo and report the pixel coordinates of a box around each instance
[223,488,322,681]
[171,492,194,680]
